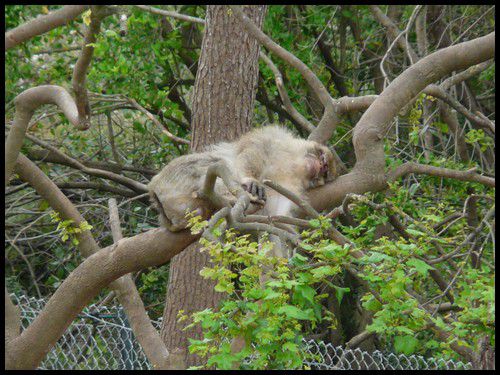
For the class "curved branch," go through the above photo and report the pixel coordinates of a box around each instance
[424,84,495,133]
[7,155,191,369]
[5,5,88,50]
[309,33,495,211]
[5,227,197,369]
[387,162,495,188]
[352,32,494,171]
[6,85,81,186]
[308,95,378,143]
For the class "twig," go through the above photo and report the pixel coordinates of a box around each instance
[134,5,205,25]
[259,52,315,133]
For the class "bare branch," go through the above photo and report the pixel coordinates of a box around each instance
[424,85,495,133]
[370,5,419,63]
[387,162,495,188]
[72,6,109,130]
[127,98,190,145]
[259,52,315,133]
[6,85,81,186]
[230,5,333,109]
[134,5,205,25]
[263,179,318,218]
[56,182,137,198]
[5,5,88,50]
[441,60,494,91]
[108,198,175,370]
[24,133,148,193]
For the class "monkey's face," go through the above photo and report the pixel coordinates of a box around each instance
[305,144,336,188]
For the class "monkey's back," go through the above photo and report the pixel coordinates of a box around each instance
[235,126,313,189]
[149,152,223,195]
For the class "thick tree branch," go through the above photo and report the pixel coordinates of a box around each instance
[5,5,88,50]
[5,287,21,345]
[6,85,81,186]
[108,198,177,370]
[352,32,494,170]
[5,226,197,369]
[6,155,193,369]
[308,32,495,212]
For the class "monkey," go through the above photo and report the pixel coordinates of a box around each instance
[148,125,337,247]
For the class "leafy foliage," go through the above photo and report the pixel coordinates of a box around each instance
[183,171,494,368]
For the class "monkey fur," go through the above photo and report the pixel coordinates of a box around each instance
[148,125,337,237]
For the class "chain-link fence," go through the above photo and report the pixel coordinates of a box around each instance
[11,294,472,370]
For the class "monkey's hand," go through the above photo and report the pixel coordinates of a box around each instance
[241,178,266,204]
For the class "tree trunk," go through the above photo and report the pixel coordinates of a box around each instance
[160,5,266,368]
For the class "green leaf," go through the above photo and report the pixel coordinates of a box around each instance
[406,258,434,276]
[263,290,282,300]
[290,253,308,266]
[277,305,314,320]
[406,228,426,237]
[105,29,118,38]
[363,297,382,312]
[365,251,391,263]
[311,265,338,278]
[282,341,299,353]
[133,120,146,134]
[309,219,321,228]
[394,335,419,355]
[333,285,350,304]
[295,284,316,304]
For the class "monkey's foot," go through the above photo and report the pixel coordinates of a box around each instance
[241,179,266,204]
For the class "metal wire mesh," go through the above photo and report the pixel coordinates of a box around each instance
[11,294,472,370]
[11,293,155,370]
[302,339,471,370]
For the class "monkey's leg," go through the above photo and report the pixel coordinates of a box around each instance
[154,193,208,232]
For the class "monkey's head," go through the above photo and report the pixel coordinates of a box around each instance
[304,143,337,189]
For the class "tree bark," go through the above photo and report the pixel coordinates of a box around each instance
[160,5,266,368]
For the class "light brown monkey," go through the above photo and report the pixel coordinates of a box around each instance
[148,125,337,235]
